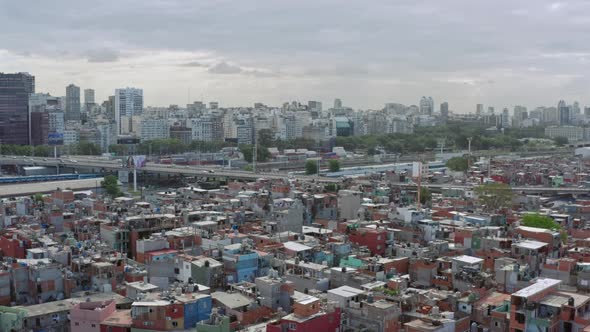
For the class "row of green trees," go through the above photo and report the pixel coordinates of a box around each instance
[0,122,557,159]
[304,159,341,175]
[335,121,548,155]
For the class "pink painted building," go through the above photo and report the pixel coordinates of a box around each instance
[70,299,116,332]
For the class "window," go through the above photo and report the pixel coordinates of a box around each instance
[75,322,79,326]
[91,324,96,328]
[172,321,178,327]
[377,245,382,250]
[288,322,297,330]
[377,235,382,240]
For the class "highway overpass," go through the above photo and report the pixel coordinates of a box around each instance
[0,156,341,184]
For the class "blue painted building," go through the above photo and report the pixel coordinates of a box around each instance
[222,243,259,283]
[180,293,212,329]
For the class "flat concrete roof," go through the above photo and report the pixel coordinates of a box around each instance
[0,178,104,198]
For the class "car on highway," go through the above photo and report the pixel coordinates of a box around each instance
[70,159,78,163]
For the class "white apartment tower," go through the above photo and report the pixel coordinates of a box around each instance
[115,88,143,135]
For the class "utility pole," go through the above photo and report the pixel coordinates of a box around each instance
[467,137,473,169]
[253,122,257,173]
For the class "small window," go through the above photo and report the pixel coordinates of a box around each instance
[377,235,382,240]
[91,324,96,328]
[288,322,297,330]
[172,321,178,327]
[75,322,79,326]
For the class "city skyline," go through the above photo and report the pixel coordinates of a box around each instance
[2,0,590,112]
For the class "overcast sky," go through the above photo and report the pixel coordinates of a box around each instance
[2,0,589,112]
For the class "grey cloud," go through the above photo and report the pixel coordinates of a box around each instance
[86,48,120,63]
[180,61,207,67]
[3,0,590,110]
[207,62,242,74]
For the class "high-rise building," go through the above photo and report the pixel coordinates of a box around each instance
[29,93,63,145]
[114,88,143,135]
[190,115,223,142]
[102,96,115,120]
[419,96,434,115]
[308,101,322,112]
[476,104,484,116]
[501,108,510,128]
[558,100,569,126]
[440,102,449,121]
[65,84,81,121]
[84,88,95,113]
[513,105,528,128]
[140,118,170,142]
[0,72,35,145]
[334,98,342,109]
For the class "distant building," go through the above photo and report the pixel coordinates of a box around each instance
[141,118,170,142]
[190,115,223,142]
[115,88,143,135]
[545,126,583,142]
[440,102,449,121]
[558,100,569,126]
[419,96,434,115]
[0,72,35,145]
[170,126,192,145]
[66,84,81,121]
[83,88,95,113]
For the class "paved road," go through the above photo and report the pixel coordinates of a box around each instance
[389,182,590,194]
[0,156,341,184]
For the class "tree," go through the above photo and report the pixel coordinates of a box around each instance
[240,145,271,163]
[522,214,561,230]
[475,182,513,212]
[305,160,318,175]
[446,157,469,172]
[257,129,274,147]
[75,142,102,155]
[328,159,341,172]
[244,165,253,172]
[101,175,122,198]
[553,136,568,146]
[419,187,432,206]
[522,213,567,243]
[34,193,44,202]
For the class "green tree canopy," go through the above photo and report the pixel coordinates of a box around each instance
[475,182,513,212]
[101,175,122,198]
[328,159,341,172]
[305,160,318,175]
[239,145,271,163]
[521,214,561,230]
[553,136,568,146]
[446,157,469,172]
[419,187,432,206]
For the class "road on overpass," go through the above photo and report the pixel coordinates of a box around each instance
[0,156,341,184]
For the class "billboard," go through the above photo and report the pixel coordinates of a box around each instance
[126,155,147,169]
[117,137,140,145]
[47,133,64,146]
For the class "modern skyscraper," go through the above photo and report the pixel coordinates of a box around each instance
[501,108,510,128]
[419,96,434,115]
[476,104,484,116]
[558,100,569,126]
[0,72,35,145]
[84,89,95,113]
[513,105,528,128]
[334,98,342,109]
[440,102,449,120]
[65,84,81,121]
[114,88,143,135]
